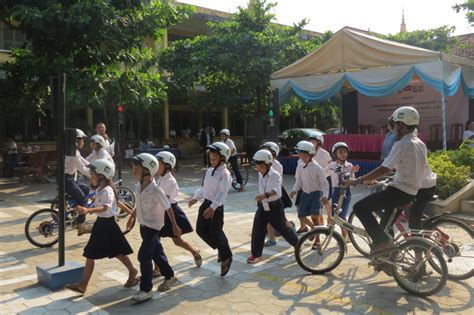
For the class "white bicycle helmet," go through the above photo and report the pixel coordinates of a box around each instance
[295,140,315,155]
[308,132,324,145]
[252,150,273,165]
[76,129,87,139]
[219,129,230,137]
[207,142,231,162]
[133,153,159,176]
[332,142,349,155]
[261,141,280,157]
[88,159,115,180]
[90,135,107,148]
[389,106,420,126]
[156,151,176,169]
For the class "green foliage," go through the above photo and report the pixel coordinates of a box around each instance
[453,0,474,25]
[0,0,190,116]
[428,150,471,199]
[280,96,340,130]
[443,146,474,177]
[159,0,322,113]
[383,26,457,52]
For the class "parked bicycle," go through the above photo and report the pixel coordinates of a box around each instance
[348,178,474,280]
[295,169,448,297]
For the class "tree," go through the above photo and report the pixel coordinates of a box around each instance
[0,0,190,136]
[159,0,319,116]
[453,0,474,25]
[382,26,458,53]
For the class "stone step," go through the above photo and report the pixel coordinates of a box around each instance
[460,199,474,213]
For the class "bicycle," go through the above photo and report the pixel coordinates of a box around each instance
[348,178,474,280]
[295,170,448,297]
[25,191,133,248]
[228,155,249,191]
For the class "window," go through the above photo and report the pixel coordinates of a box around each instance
[0,22,28,51]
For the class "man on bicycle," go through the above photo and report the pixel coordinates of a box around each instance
[345,106,427,256]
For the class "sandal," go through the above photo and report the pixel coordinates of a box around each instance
[65,283,86,295]
[124,278,140,288]
[193,252,202,268]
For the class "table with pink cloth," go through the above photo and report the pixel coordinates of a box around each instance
[321,134,426,153]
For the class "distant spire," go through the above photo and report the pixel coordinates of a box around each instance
[400,9,407,33]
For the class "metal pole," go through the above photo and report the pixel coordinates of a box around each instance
[441,91,447,151]
[54,73,66,267]
[117,111,122,183]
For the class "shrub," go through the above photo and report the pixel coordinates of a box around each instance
[428,151,471,199]
[444,146,474,178]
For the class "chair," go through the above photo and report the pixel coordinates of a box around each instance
[357,125,366,134]
[14,152,47,183]
[430,123,442,141]
[365,124,374,134]
[450,123,464,141]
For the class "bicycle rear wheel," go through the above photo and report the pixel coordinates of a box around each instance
[424,217,474,280]
[25,208,60,248]
[392,238,448,297]
[116,186,135,218]
[295,227,345,274]
[231,164,249,190]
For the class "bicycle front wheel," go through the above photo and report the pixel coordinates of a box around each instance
[347,210,372,257]
[25,208,60,248]
[295,227,345,274]
[231,165,249,190]
[424,217,474,280]
[393,238,448,297]
[116,186,135,218]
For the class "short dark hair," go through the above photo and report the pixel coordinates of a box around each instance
[96,122,106,127]
[466,120,473,130]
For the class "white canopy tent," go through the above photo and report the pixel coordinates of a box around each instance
[271,28,474,150]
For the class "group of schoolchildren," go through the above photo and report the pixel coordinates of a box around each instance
[63,126,362,301]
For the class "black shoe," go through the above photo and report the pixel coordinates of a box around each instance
[220,257,232,277]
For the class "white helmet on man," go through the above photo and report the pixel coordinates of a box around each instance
[133,153,159,176]
[75,129,87,139]
[389,106,420,126]
[88,159,115,180]
[295,140,315,155]
[308,132,324,145]
[261,141,280,157]
[90,135,107,148]
[207,142,231,162]
[219,129,230,137]
[156,151,176,169]
[332,142,349,155]
[252,149,273,165]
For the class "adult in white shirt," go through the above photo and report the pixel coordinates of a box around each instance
[65,129,91,236]
[463,120,474,148]
[346,106,428,256]
[127,153,181,301]
[247,150,298,264]
[86,135,115,166]
[220,129,244,191]
[95,122,115,157]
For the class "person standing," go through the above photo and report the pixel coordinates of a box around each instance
[95,122,115,157]
[219,129,244,191]
[199,126,213,166]
[4,137,18,177]
[381,120,396,160]
[463,120,474,148]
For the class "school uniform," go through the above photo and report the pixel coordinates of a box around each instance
[86,147,115,165]
[251,168,298,257]
[135,178,175,293]
[314,147,333,200]
[223,138,243,185]
[272,159,292,209]
[326,160,354,219]
[65,149,91,224]
[83,186,133,259]
[354,131,427,247]
[193,164,232,261]
[157,172,193,237]
[292,160,329,218]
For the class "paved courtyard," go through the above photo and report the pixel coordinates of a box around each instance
[0,159,473,314]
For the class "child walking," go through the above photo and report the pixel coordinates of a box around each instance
[65,159,138,295]
[127,153,181,302]
[290,141,330,247]
[155,151,202,271]
[188,142,233,276]
[247,150,298,264]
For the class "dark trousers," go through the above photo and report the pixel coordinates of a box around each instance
[65,175,89,224]
[5,153,18,177]
[252,201,298,257]
[409,186,435,230]
[196,200,232,260]
[138,225,174,292]
[228,155,242,185]
[202,148,209,166]
[353,186,414,247]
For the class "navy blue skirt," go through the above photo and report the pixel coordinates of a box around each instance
[160,203,194,238]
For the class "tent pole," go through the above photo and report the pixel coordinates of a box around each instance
[441,91,447,150]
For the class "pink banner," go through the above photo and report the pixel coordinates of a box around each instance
[358,80,468,141]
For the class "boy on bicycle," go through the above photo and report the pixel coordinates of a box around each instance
[345,106,428,256]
